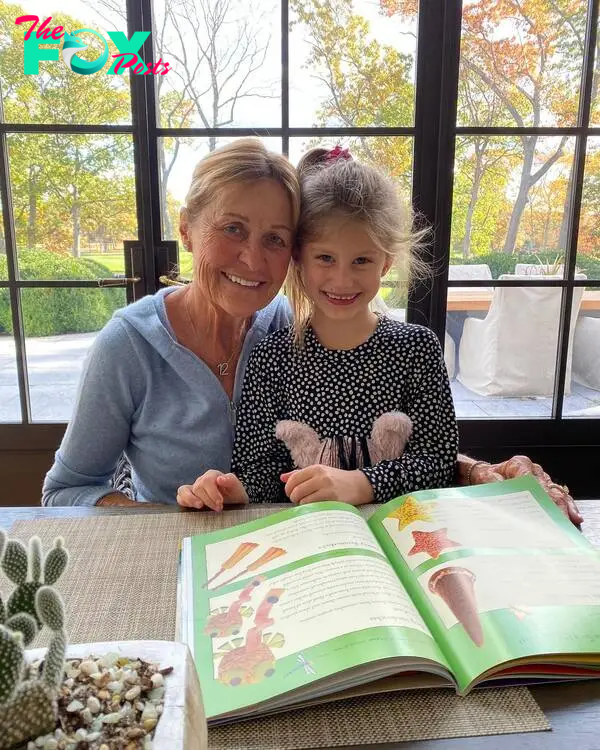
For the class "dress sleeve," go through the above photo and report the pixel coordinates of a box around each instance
[231,339,292,503]
[42,320,142,507]
[361,326,459,503]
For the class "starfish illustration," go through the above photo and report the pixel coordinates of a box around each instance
[408,528,461,559]
[387,496,435,531]
[509,604,532,621]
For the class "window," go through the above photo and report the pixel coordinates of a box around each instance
[1,0,598,457]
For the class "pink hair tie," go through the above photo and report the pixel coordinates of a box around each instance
[325,145,352,162]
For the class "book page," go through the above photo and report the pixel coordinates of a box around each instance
[185,502,450,720]
[381,489,577,571]
[368,476,600,692]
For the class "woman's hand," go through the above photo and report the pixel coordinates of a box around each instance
[491,456,583,527]
[177,471,249,511]
[461,453,583,527]
[281,466,374,506]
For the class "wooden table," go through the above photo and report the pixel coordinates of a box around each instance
[3,501,600,750]
[447,289,600,312]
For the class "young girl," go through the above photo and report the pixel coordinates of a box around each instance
[184,146,459,510]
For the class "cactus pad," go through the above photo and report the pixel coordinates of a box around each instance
[0,680,57,749]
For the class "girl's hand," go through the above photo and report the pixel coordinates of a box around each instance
[177,471,248,511]
[281,466,374,506]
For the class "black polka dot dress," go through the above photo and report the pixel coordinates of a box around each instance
[232,316,459,504]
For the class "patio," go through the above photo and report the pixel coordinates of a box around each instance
[1,332,598,423]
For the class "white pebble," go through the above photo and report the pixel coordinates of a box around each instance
[135,701,145,711]
[81,707,93,724]
[64,678,74,689]
[141,703,157,720]
[148,686,165,701]
[35,739,45,748]
[125,685,141,701]
[143,738,153,750]
[75,729,88,741]
[102,712,122,724]
[150,672,164,688]
[79,660,98,676]
[98,652,119,668]
[43,741,57,750]
[54,729,64,740]
[66,700,84,712]
[124,669,139,684]
[87,695,101,713]
[86,733,101,742]
[156,703,163,715]
[27,743,36,750]
[91,718,103,732]
[107,680,124,693]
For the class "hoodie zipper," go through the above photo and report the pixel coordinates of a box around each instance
[230,400,237,427]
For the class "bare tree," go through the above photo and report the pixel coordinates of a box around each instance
[163,0,276,151]
[96,0,275,239]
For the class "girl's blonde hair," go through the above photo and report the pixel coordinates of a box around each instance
[287,147,429,341]
[182,139,300,302]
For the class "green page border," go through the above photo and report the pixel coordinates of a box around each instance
[368,475,599,691]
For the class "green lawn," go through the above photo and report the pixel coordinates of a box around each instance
[83,253,193,276]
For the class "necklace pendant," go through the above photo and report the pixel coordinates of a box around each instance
[218,362,229,376]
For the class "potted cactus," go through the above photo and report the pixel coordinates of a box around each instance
[0,586,67,748]
[0,529,207,749]
[0,529,69,749]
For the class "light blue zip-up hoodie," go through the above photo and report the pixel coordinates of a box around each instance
[42,287,290,506]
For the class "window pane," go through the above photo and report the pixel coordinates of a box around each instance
[591,14,600,125]
[153,0,281,128]
[447,285,578,418]
[20,287,126,422]
[1,1,131,125]
[451,136,575,271]
[0,204,6,280]
[458,0,586,128]
[577,138,600,280]
[7,133,137,279]
[568,309,600,417]
[0,334,21,423]
[290,0,417,127]
[159,137,282,243]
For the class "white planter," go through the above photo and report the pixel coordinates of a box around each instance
[26,640,208,750]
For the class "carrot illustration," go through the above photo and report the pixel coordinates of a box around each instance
[219,547,287,587]
[204,541,259,588]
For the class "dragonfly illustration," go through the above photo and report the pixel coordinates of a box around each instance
[285,652,316,678]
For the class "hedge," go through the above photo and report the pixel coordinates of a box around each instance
[0,249,125,337]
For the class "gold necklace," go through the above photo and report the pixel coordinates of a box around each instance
[184,294,246,378]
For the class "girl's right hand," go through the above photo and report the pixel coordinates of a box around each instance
[177,471,248,511]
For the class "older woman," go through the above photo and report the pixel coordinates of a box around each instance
[42,139,300,507]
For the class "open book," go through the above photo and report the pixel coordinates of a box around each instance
[177,475,600,724]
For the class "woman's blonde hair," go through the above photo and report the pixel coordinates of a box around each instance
[287,147,429,342]
[183,138,300,224]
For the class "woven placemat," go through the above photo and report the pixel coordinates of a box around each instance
[9,511,278,647]
[6,514,550,747]
[208,687,548,748]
